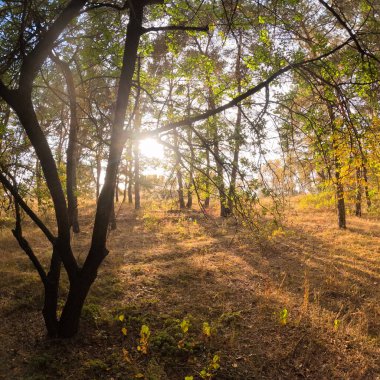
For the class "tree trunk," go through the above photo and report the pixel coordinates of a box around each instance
[51,55,80,233]
[355,166,362,217]
[115,175,120,203]
[363,164,371,209]
[122,174,127,203]
[204,143,210,208]
[128,172,133,204]
[186,129,194,209]
[174,129,186,209]
[228,106,241,213]
[35,159,43,210]
[208,95,229,217]
[109,199,117,230]
[328,103,346,229]
[59,1,144,337]
[228,33,242,213]
[126,141,134,204]
[42,247,61,336]
[134,140,141,210]
[96,149,102,200]
[57,273,93,338]
[336,180,346,229]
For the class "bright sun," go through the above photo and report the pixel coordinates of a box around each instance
[139,138,164,160]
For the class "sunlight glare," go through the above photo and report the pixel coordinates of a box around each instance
[139,138,164,159]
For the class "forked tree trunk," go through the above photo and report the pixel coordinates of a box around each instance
[0,0,148,339]
[57,2,144,337]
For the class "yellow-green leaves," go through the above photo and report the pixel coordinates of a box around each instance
[137,325,151,354]
[200,355,220,379]
[180,318,190,334]
[202,322,211,337]
[279,308,288,325]
[259,29,271,47]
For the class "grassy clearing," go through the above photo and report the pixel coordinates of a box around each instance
[0,199,379,379]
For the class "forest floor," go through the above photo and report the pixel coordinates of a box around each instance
[0,200,379,379]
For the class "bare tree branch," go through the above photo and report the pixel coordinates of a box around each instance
[19,0,87,90]
[0,171,56,244]
[136,37,353,139]
[317,0,380,64]
[142,25,209,34]
[12,197,48,285]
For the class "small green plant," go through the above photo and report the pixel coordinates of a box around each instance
[137,324,151,354]
[180,318,190,334]
[143,212,160,231]
[117,314,128,336]
[178,317,191,348]
[333,319,341,332]
[202,322,211,338]
[279,308,288,325]
[200,355,220,379]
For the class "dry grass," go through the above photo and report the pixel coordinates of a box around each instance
[0,199,379,379]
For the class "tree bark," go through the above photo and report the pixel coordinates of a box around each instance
[228,32,243,213]
[208,93,229,217]
[51,55,80,233]
[95,148,102,200]
[186,129,194,209]
[110,199,117,230]
[228,106,241,213]
[126,141,134,204]
[204,138,210,208]
[363,164,371,209]
[115,175,120,203]
[355,166,362,217]
[35,159,43,210]
[57,1,144,337]
[42,247,61,336]
[58,3,145,338]
[174,129,186,209]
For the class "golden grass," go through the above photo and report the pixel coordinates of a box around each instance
[0,199,379,379]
